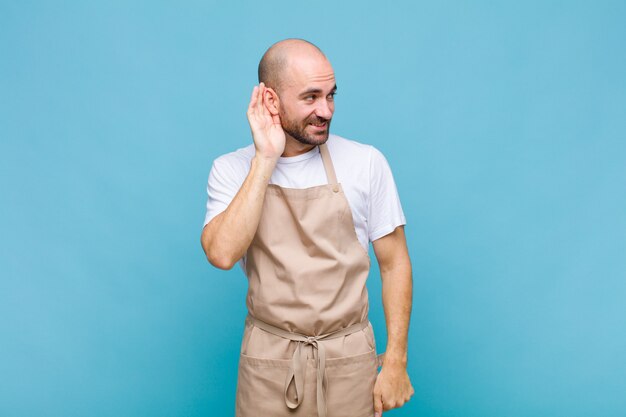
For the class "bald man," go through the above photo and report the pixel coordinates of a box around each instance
[201,39,413,417]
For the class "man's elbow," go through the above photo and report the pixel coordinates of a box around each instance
[200,236,237,271]
[200,220,241,270]
[205,249,238,270]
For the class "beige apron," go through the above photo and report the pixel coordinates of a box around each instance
[236,143,384,417]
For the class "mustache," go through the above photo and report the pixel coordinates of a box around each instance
[307,116,331,124]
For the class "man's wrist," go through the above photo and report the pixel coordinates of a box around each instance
[252,154,278,178]
[383,349,408,367]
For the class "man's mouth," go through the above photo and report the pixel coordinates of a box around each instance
[309,121,328,129]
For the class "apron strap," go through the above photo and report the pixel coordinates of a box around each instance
[319,143,339,192]
[246,315,369,417]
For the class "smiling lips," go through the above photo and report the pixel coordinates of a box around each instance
[309,121,328,130]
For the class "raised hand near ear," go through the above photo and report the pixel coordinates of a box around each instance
[246,82,285,161]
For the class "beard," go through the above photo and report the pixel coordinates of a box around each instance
[280,111,332,146]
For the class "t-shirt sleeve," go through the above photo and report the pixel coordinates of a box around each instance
[367,146,407,242]
[203,156,246,228]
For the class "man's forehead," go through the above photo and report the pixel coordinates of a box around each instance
[283,56,335,90]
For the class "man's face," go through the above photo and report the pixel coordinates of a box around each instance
[276,55,337,146]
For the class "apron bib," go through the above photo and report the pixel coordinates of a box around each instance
[235,143,384,417]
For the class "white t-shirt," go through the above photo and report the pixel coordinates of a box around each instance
[203,134,406,268]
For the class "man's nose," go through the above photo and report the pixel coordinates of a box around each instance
[315,99,333,120]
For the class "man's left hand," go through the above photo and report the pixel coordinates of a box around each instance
[373,362,414,416]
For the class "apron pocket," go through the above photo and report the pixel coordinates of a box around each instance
[324,348,379,417]
[236,354,307,417]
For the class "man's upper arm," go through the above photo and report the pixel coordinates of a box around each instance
[367,146,406,243]
[372,225,410,270]
[203,156,247,228]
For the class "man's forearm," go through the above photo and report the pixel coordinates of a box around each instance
[201,155,276,269]
[380,259,413,365]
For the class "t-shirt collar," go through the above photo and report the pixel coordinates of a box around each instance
[277,144,320,164]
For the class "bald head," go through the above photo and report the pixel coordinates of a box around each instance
[258,39,328,95]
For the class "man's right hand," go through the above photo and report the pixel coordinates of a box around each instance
[247,82,285,160]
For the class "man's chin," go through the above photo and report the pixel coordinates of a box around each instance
[309,128,331,141]
[292,132,329,146]
[308,134,330,145]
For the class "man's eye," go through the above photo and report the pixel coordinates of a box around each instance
[305,95,315,101]
[328,92,337,99]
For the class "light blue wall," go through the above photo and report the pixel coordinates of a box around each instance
[1,1,625,416]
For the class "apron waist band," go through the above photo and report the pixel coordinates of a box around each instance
[246,315,370,417]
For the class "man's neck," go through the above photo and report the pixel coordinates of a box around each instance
[281,136,317,157]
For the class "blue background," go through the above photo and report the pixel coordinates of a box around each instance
[1,1,625,416]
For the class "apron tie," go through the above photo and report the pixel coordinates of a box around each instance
[247,315,369,417]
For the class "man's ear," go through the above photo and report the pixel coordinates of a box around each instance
[263,87,280,116]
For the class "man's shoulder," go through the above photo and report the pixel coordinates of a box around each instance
[212,143,255,172]
[327,134,393,171]
[327,134,375,158]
